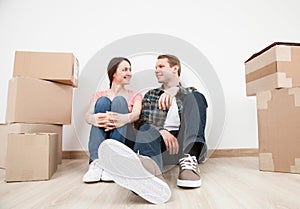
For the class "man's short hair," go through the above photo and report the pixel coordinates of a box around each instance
[157,54,181,77]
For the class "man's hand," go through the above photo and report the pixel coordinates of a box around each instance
[158,87,179,110]
[158,92,173,110]
[160,129,179,155]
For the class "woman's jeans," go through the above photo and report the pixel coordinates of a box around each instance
[88,96,135,163]
[133,91,208,171]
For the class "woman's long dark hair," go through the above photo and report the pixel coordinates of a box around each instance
[107,57,131,88]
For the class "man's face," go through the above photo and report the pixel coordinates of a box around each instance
[155,58,176,84]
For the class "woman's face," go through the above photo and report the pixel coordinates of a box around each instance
[112,60,132,85]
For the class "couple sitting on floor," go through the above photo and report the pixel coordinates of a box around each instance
[83,54,208,204]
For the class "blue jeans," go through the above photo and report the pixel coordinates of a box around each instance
[133,91,208,171]
[88,96,135,163]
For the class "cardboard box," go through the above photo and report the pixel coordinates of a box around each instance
[245,42,300,96]
[0,124,8,169]
[5,133,58,182]
[6,77,73,124]
[0,123,63,169]
[256,87,300,173]
[13,51,79,87]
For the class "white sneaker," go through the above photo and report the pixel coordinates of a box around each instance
[101,170,114,182]
[82,159,102,183]
[82,159,114,183]
[98,139,171,204]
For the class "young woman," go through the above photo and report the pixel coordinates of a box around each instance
[83,57,142,183]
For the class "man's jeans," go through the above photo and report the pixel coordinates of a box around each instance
[88,96,134,163]
[133,91,208,171]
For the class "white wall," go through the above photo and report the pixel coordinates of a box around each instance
[1,0,299,151]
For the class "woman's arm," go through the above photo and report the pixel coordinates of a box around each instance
[106,99,142,130]
[102,95,142,132]
[85,102,112,129]
[85,102,97,125]
[127,99,142,123]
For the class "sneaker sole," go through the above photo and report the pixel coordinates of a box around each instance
[98,139,171,204]
[82,179,101,183]
[101,171,114,182]
[177,179,202,188]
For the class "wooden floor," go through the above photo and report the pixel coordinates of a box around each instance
[1,157,300,209]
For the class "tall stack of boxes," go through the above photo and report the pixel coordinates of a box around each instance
[245,42,300,174]
[0,51,79,182]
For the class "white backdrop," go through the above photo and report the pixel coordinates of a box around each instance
[0,0,299,151]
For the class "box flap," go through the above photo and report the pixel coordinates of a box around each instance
[245,42,300,63]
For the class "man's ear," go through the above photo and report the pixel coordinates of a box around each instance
[172,65,179,75]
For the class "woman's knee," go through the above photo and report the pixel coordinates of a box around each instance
[111,96,129,113]
[94,96,111,113]
[112,96,127,105]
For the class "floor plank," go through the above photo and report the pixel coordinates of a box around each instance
[1,157,300,209]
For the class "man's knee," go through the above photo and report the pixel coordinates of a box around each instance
[189,91,208,108]
[136,124,162,142]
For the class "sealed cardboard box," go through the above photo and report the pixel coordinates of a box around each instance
[256,87,300,173]
[9,123,63,164]
[5,133,58,182]
[6,77,73,124]
[13,51,79,87]
[0,123,63,169]
[245,42,300,96]
[0,124,8,169]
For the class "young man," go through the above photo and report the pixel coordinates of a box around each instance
[98,54,208,204]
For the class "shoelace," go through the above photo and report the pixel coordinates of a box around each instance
[179,154,198,172]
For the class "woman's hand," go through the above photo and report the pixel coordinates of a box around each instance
[92,112,114,129]
[102,112,131,131]
[93,112,130,131]
[91,112,130,131]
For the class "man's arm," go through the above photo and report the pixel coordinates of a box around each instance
[135,91,151,129]
[158,85,196,110]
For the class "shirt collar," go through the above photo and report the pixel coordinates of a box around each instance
[159,82,182,90]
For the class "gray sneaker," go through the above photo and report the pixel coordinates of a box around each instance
[177,154,202,188]
[98,139,171,204]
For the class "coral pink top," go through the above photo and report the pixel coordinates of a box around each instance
[92,90,143,112]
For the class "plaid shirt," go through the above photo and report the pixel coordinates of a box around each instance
[136,84,197,130]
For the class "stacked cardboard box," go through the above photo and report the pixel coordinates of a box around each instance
[13,51,79,87]
[6,133,58,182]
[245,42,300,174]
[0,123,62,168]
[1,51,79,182]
